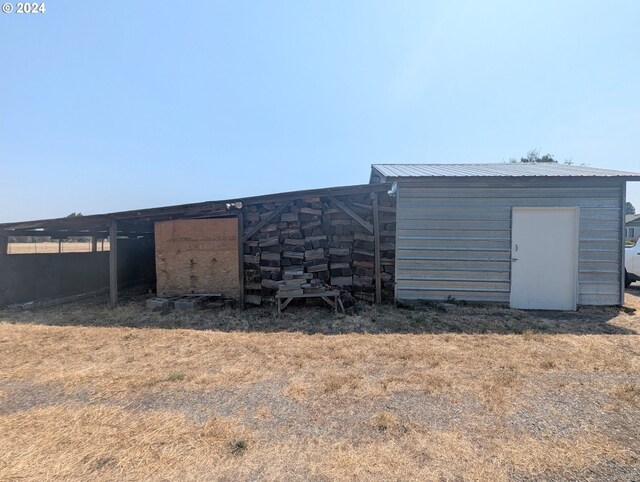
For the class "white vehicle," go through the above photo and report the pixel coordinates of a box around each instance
[625,240,640,287]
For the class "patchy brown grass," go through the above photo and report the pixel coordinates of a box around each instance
[613,383,640,405]
[0,291,639,480]
[0,405,251,480]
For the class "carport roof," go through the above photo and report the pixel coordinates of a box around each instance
[0,182,391,236]
[370,163,640,181]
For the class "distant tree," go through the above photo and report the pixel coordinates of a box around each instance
[65,212,89,242]
[627,202,636,215]
[522,149,556,163]
[508,149,588,166]
[510,149,557,163]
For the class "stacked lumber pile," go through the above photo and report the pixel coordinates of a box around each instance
[242,192,396,305]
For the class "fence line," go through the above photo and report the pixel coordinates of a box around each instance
[7,242,111,254]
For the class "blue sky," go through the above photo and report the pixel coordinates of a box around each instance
[1,0,639,222]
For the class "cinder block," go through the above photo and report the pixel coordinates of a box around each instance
[173,299,201,311]
[146,298,170,310]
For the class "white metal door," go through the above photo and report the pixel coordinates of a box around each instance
[510,208,578,310]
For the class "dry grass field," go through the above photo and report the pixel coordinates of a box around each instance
[1,289,639,481]
[7,241,110,254]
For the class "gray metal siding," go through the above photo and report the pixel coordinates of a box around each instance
[395,180,624,305]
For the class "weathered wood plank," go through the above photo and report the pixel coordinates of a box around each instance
[305,248,325,260]
[284,238,305,246]
[261,279,280,290]
[260,251,281,261]
[331,276,353,286]
[354,232,375,242]
[299,207,322,216]
[244,254,260,264]
[307,263,329,273]
[259,236,280,247]
[329,262,350,269]
[283,250,305,259]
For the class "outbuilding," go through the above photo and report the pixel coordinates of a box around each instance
[2,162,639,311]
[0,183,396,309]
[370,163,640,310]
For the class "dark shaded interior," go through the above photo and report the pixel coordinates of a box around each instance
[0,238,155,307]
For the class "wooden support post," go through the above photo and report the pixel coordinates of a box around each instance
[58,239,62,253]
[0,236,7,255]
[371,192,382,304]
[621,181,626,306]
[237,210,245,309]
[109,221,118,308]
[91,235,98,252]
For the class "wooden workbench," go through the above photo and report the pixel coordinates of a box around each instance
[276,290,343,314]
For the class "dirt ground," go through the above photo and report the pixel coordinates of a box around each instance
[1,288,639,481]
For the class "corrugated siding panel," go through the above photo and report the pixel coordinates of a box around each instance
[396,181,623,305]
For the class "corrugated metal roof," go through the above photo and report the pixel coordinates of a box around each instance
[371,163,640,179]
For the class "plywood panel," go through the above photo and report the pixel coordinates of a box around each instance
[155,218,239,297]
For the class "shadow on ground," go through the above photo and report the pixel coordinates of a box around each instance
[2,287,638,335]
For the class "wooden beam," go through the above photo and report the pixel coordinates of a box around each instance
[91,236,98,252]
[328,196,373,234]
[0,229,135,238]
[621,181,626,306]
[352,202,396,214]
[0,236,7,255]
[237,210,245,310]
[242,203,289,242]
[371,192,382,304]
[377,205,396,213]
[109,221,118,308]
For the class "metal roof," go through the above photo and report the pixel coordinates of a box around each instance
[371,163,640,180]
